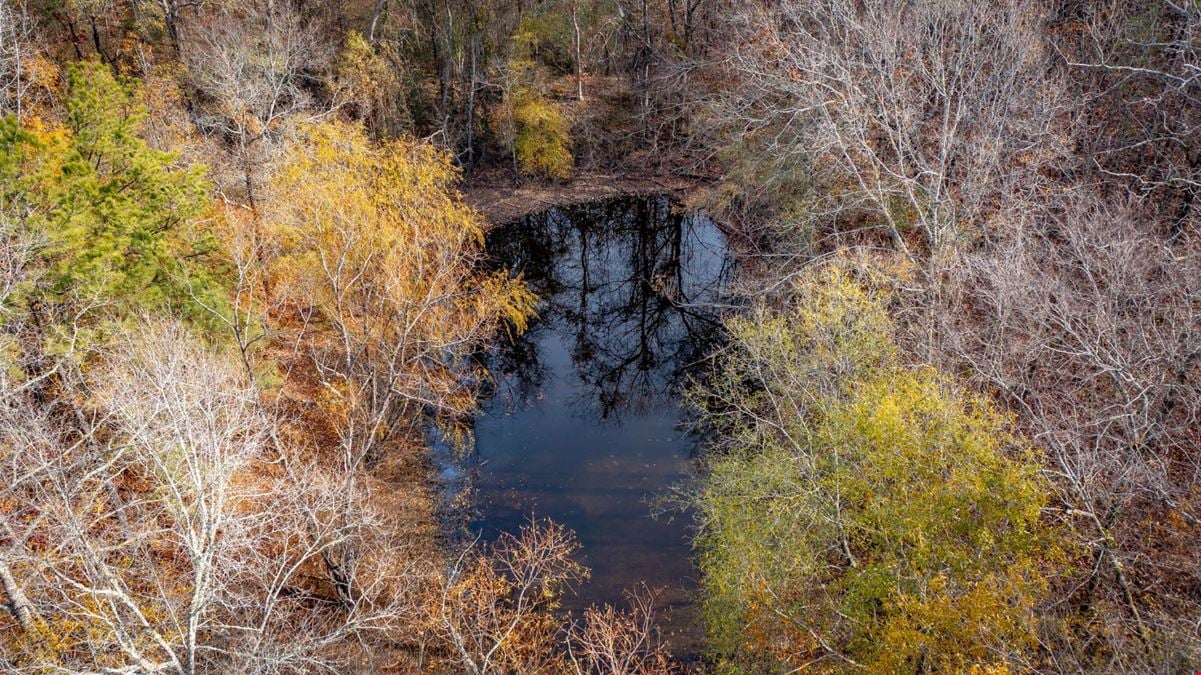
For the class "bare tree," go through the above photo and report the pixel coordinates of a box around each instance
[104,322,265,673]
[711,0,1063,261]
[0,320,423,673]
[1056,0,1201,239]
[930,191,1201,667]
[0,0,37,120]
[0,321,262,672]
[182,0,334,209]
[566,587,676,675]
[437,520,586,674]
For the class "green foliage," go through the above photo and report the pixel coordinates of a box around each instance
[0,61,225,337]
[691,263,1061,672]
[512,93,573,180]
[513,11,574,74]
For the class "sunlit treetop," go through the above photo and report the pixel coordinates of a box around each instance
[0,60,226,342]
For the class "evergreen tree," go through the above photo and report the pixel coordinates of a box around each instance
[0,60,223,347]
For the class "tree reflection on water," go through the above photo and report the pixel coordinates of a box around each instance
[484,195,733,422]
[471,195,733,658]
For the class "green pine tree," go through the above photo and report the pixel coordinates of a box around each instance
[0,60,227,350]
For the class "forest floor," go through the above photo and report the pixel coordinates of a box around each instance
[464,167,708,225]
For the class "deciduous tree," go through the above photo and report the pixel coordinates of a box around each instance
[266,120,535,468]
[182,0,333,208]
[0,320,419,673]
[689,264,1062,672]
[709,0,1061,260]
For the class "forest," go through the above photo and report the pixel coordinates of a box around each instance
[0,0,1198,673]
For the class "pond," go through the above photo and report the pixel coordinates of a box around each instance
[469,195,733,657]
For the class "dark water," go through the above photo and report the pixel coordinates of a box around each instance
[472,195,732,656]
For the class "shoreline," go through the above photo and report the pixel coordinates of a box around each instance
[463,170,712,225]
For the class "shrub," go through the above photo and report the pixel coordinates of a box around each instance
[513,93,573,180]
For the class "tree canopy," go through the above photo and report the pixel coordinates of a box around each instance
[0,60,223,343]
[692,266,1063,672]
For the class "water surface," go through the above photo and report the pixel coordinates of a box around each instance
[472,195,732,654]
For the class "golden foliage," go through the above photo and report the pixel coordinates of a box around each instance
[512,94,574,180]
[334,31,408,135]
[267,120,535,454]
[693,262,1063,672]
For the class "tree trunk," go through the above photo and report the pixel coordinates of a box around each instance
[684,0,702,52]
[465,29,478,166]
[156,0,182,56]
[0,556,38,632]
[640,0,651,135]
[368,0,388,43]
[573,1,584,101]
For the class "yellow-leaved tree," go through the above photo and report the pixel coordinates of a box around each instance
[489,11,575,182]
[267,120,536,467]
[690,263,1064,673]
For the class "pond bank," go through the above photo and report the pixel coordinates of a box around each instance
[463,170,711,225]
